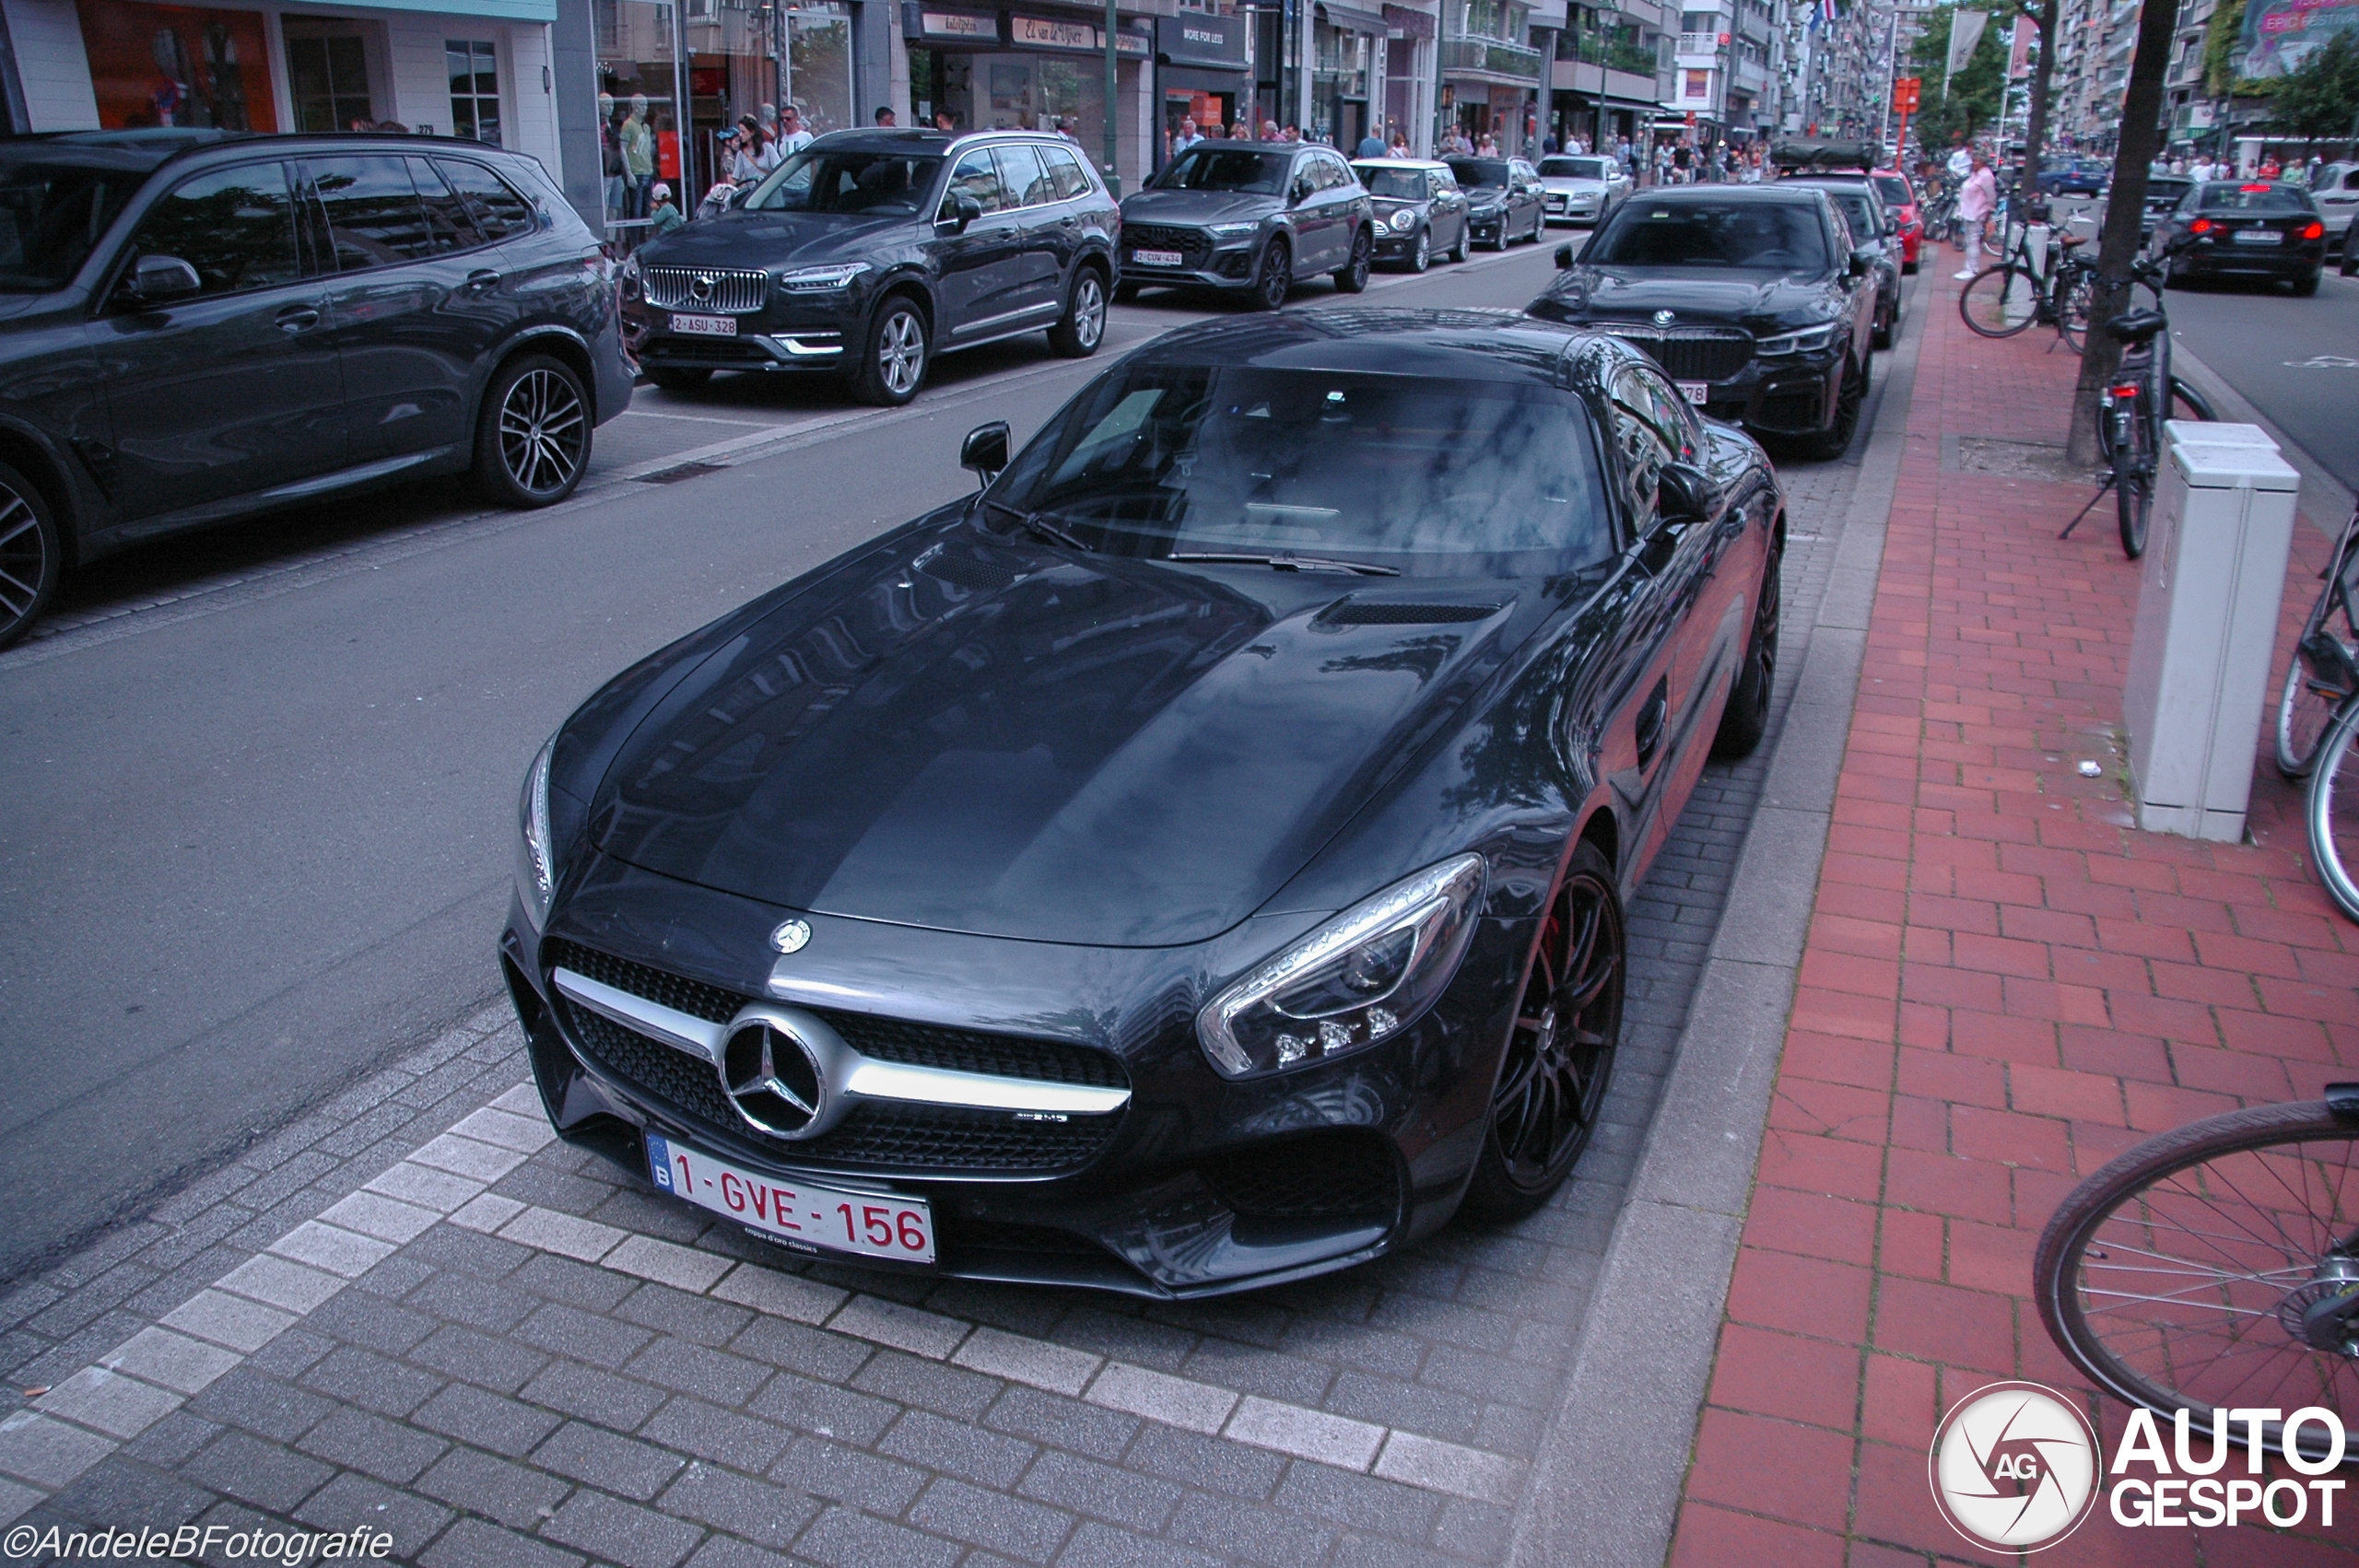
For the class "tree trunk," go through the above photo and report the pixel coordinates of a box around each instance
[2065,0,2185,467]
[2020,0,2060,207]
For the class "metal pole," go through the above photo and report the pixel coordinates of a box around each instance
[1878,5,1897,150]
[1104,0,1121,193]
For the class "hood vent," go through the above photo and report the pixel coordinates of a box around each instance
[918,551,1018,594]
[1317,600,1503,626]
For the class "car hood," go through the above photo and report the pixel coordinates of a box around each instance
[1541,177,1608,193]
[1120,189,1282,226]
[636,210,912,269]
[590,526,1519,947]
[1532,265,1837,331]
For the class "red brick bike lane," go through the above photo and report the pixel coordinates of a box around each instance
[1665,268,2359,1567]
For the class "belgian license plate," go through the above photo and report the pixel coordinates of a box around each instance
[647,1132,935,1263]
[670,312,738,335]
[2231,229,2283,246]
[1132,249,1183,268]
[1677,381,1709,405]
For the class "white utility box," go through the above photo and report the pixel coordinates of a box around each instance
[2122,421,2302,841]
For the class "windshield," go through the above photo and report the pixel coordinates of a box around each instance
[1448,159,1512,189]
[1357,167,1427,200]
[1156,148,1290,194]
[1588,200,1830,270]
[2196,182,2308,211]
[986,367,1613,574]
[1872,174,1911,208]
[1542,158,1610,181]
[743,149,943,215]
[1828,192,1878,239]
[0,156,147,291]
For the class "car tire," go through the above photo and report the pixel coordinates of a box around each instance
[1460,838,1625,1223]
[1251,240,1291,310]
[852,296,929,405]
[1711,533,1782,760]
[1048,266,1107,357]
[644,367,713,392]
[1799,351,1867,462]
[2342,241,2357,277]
[1903,257,1919,275]
[0,462,62,650]
[1331,226,1372,293]
[1873,299,1895,350]
[1449,225,1470,263]
[1405,228,1429,274]
[474,354,592,508]
[2293,265,2321,298]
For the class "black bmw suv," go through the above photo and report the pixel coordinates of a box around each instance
[0,129,632,649]
[1529,185,1878,459]
[625,130,1120,405]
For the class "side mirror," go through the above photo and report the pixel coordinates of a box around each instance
[938,193,982,231]
[123,253,200,306]
[960,420,1009,486]
[1657,462,1713,525]
[1555,241,1577,269]
[1848,249,1872,278]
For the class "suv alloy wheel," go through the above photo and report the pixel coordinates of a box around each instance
[1049,268,1106,357]
[855,298,930,405]
[475,356,592,507]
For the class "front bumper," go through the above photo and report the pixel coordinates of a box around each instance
[1372,225,1425,261]
[497,854,1523,1297]
[626,298,857,374]
[1696,352,1846,437]
[1543,193,1604,224]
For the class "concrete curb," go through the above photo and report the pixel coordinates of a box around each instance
[1504,277,1928,1568]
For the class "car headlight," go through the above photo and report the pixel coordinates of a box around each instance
[516,736,557,930]
[1755,323,1838,357]
[778,263,869,292]
[1205,221,1259,240]
[1197,855,1486,1079]
[618,252,642,301]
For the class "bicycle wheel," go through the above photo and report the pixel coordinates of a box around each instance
[2059,268,2095,353]
[2034,1094,2359,1469]
[2117,398,2155,559]
[1960,263,2039,336]
[2310,701,2359,921]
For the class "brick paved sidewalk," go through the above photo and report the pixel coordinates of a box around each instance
[1668,264,2359,1565]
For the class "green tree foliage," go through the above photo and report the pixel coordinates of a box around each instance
[2205,0,2248,98]
[1910,6,2013,148]
[2271,32,2359,149]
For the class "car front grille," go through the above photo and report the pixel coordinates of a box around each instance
[1123,225,1209,267]
[644,267,769,313]
[1592,324,1755,382]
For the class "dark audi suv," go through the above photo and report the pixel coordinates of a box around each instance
[0,129,632,648]
[1530,185,1878,459]
[627,129,1119,405]
[1115,141,1373,308]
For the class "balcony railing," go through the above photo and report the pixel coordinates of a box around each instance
[1439,35,1544,77]
[1677,29,1722,54]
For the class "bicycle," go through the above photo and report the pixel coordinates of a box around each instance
[2060,250,2218,558]
[1958,207,2099,348]
[2034,1083,2359,1469]
[2292,501,2359,922]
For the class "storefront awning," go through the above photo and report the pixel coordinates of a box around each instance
[298,0,554,18]
[1316,2,1393,35]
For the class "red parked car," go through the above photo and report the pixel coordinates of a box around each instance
[1872,169,1923,273]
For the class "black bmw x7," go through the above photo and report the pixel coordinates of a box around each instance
[0,128,633,649]
[624,129,1121,405]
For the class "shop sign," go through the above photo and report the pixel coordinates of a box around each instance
[907,6,999,42]
[1013,14,1099,50]
[1156,13,1249,68]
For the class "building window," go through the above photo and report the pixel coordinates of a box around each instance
[287,34,373,133]
[447,40,502,146]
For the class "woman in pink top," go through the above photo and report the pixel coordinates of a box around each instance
[1955,149,1998,280]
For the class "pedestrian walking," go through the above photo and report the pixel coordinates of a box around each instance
[1955,148,1997,279]
[775,104,814,158]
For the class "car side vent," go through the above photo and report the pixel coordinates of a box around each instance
[920,553,1018,593]
[1317,601,1503,626]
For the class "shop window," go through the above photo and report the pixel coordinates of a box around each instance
[447,40,503,146]
[129,162,299,296]
[286,33,374,133]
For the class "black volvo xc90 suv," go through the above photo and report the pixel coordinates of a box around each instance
[624,129,1121,405]
[0,128,632,649]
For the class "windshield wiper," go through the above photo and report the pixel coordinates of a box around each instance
[1168,551,1401,577]
[985,501,1094,552]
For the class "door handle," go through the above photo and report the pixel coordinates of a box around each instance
[1635,677,1669,771]
[464,269,501,294]
[1060,216,1078,228]
[275,306,321,333]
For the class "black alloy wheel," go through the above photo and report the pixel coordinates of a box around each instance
[1712,536,1783,759]
[1252,240,1292,310]
[1800,351,1868,461]
[644,367,713,392]
[1048,267,1107,357]
[0,463,61,650]
[1406,228,1430,274]
[853,298,929,404]
[1332,227,1373,294]
[1463,840,1625,1222]
[475,356,591,507]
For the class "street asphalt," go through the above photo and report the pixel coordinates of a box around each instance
[2159,263,2359,495]
[0,240,1573,1285]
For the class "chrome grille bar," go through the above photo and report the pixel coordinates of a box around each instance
[643,268,770,313]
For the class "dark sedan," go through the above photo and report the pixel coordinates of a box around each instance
[0,129,632,649]
[2037,160,2108,196]
[1530,186,1879,459]
[626,130,1119,405]
[1447,158,1547,249]
[2154,180,2329,294]
[1115,142,1373,308]
[500,310,1785,1298]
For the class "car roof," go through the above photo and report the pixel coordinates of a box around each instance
[814,127,1073,156]
[0,127,542,176]
[1185,139,1306,153]
[1351,157,1446,169]
[1624,184,1829,205]
[1122,307,1642,388]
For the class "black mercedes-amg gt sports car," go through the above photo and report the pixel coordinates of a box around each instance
[499,309,1786,1298]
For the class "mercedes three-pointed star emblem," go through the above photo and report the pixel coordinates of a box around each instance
[720,1019,824,1137]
